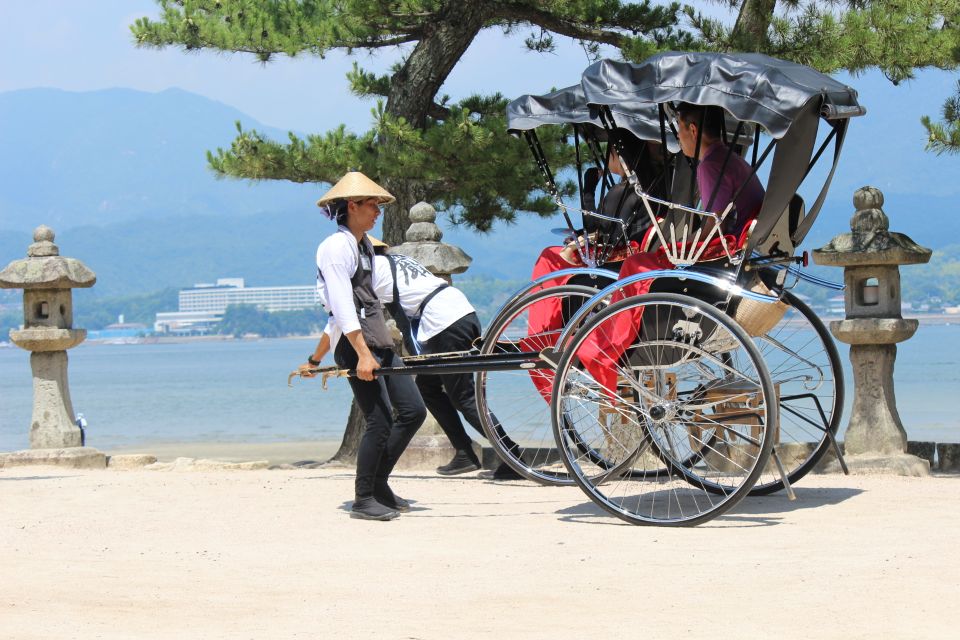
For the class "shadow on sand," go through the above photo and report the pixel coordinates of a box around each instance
[556,485,865,528]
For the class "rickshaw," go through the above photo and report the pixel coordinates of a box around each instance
[482,53,859,504]
[475,82,695,485]
[294,51,864,526]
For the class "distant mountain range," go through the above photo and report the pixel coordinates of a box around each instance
[0,87,317,232]
[0,86,956,298]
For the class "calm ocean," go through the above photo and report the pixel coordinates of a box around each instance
[0,338,356,452]
[1,324,958,452]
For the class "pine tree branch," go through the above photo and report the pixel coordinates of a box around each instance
[344,32,424,47]
[428,102,452,120]
[493,1,696,60]
[685,1,959,82]
[923,82,960,155]
[495,5,628,48]
[131,1,427,57]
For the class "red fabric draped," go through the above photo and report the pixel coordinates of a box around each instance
[523,232,746,402]
[575,233,742,395]
[576,251,673,395]
[523,246,580,404]
[528,246,579,339]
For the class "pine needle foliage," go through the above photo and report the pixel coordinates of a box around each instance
[689,0,958,82]
[923,81,960,154]
[132,0,696,241]
[688,1,960,155]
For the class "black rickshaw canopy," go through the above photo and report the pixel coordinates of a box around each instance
[580,52,864,139]
[578,51,866,255]
[506,83,679,152]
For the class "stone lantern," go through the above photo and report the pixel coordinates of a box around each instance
[391,202,472,282]
[0,225,96,449]
[813,187,932,475]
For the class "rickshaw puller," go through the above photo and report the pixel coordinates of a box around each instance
[307,246,523,478]
[312,172,427,521]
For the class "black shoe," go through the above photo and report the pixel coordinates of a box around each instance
[436,449,482,476]
[350,496,400,521]
[478,461,525,481]
[374,482,411,512]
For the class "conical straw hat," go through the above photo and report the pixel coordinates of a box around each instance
[316,171,395,207]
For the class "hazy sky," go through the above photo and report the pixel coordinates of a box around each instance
[2,0,958,201]
[0,0,604,133]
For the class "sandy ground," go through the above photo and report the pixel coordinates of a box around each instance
[1,466,958,640]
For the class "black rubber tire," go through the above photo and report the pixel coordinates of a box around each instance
[551,292,777,526]
[476,284,601,486]
[746,290,844,495]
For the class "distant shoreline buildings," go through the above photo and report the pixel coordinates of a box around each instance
[154,278,320,335]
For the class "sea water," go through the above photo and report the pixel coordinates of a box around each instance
[0,325,957,452]
[0,338,355,451]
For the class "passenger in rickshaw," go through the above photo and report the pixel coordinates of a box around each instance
[613,104,764,284]
[529,130,659,285]
[581,104,766,393]
[525,131,664,402]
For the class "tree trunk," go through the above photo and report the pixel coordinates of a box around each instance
[334,2,488,462]
[730,0,777,50]
[378,1,487,245]
[385,1,488,128]
[381,178,427,245]
[330,399,367,464]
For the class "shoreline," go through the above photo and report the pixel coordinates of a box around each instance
[8,312,946,349]
[74,315,960,347]
[106,439,341,464]
[82,333,325,346]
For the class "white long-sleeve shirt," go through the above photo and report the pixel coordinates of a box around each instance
[318,251,474,348]
[315,226,369,337]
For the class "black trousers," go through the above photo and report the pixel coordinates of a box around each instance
[416,313,519,456]
[335,340,426,497]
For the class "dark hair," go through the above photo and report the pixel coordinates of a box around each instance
[609,129,645,171]
[329,199,350,225]
[674,103,725,140]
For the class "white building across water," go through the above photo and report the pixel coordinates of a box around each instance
[155,278,320,334]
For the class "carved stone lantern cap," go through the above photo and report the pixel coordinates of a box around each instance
[391,202,472,276]
[0,226,97,290]
[813,186,932,267]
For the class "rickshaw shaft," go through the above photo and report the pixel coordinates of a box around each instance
[353,352,549,378]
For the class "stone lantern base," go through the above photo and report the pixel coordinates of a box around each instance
[0,447,107,469]
[394,414,483,471]
[27,351,83,449]
[10,327,86,351]
[813,186,934,478]
[389,202,478,471]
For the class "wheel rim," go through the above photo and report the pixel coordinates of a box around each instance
[552,293,776,525]
[749,290,843,494]
[477,285,603,485]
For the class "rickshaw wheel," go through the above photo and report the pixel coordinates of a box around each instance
[551,293,776,526]
[746,290,844,495]
[476,284,603,486]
